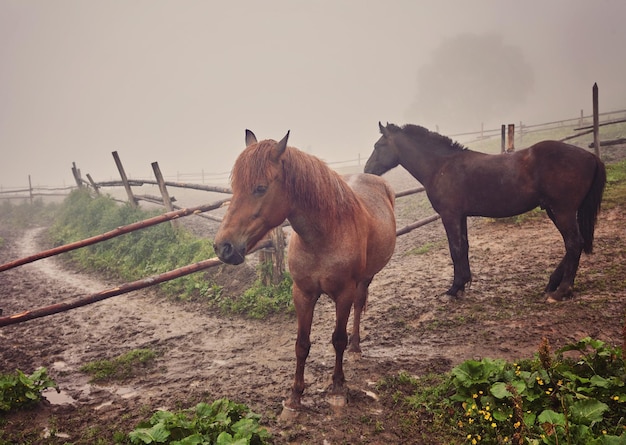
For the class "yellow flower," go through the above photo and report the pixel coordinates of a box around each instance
[613,395,620,401]
[491,422,497,428]
[473,393,478,399]
[514,421,521,429]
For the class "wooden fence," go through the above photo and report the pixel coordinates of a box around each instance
[0,83,621,326]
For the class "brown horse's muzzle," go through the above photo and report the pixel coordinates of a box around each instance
[214,240,246,265]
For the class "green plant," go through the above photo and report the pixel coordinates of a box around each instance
[49,189,218,300]
[128,398,271,444]
[0,367,57,412]
[211,265,294,318]
[80,348,157,382]
[387,336,626,444]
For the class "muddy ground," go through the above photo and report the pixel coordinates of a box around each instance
[1,162,625,444]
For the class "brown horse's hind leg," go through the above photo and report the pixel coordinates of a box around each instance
[285,288,318,409]
[328,295,353,406]
[348,279,372,353]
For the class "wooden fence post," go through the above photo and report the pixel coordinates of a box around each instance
[86,174,101,196]
[112,151,137,207]
[71,162,83,188]
[507,124,515,153]
[501,125,506,153]
[258,227,286,286]
[28,175,33,205]
[593,83,600,158]
[152,162,178,228]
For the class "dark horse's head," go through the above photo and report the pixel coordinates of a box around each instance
[364,122,401,176]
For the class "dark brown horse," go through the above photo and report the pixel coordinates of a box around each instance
[365,122,606,302]
[214,130,396,409]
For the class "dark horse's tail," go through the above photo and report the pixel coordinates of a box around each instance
[578,157,606,254]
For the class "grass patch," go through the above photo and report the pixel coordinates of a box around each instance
[80,349,158,382]
[406,241,441,255]
[211,264,294,319]
[604,159,626,209]
[0,199,60,229]
[49,189,219,301]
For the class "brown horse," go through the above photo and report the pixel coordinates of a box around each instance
[365,122,606,302]
[214,130,396,409]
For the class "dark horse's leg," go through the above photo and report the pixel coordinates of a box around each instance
[545,209,584,302]
[348,278,372,353]
[544,209,565,292]
[285,286,319,409]
[442,216,471,297]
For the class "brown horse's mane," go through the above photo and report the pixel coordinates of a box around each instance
[232,139,361,226]
[387,123,467,153]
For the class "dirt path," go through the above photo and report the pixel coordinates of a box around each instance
[1,166,625,444]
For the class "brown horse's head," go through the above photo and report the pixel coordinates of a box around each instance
[364,122,401,176]
[213,130,291,265]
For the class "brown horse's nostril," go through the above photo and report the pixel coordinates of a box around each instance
[215,241,245,265]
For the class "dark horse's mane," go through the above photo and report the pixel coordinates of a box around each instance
[387,123,467,153]
[232,139,361,226]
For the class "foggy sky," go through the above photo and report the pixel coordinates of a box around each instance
[1,0,625,188]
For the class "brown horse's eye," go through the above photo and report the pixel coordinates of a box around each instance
[254,185,267,195]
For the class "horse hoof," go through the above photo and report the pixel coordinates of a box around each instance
[279,401,300,421]
[545,293,560,304]
[347,350,362,361]
[328,393,347,408]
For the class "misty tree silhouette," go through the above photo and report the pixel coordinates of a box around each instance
[407,33,534,133]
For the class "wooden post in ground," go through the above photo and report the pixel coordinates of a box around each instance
[28,175,33,205]
[507,124,515,153]
[593,83,600,158]
[71,162,83,187]
[86,174,101,196]
[258,227,286,285]
[152,162,178,228]
[501,125,506,153]
[112,151,137,207]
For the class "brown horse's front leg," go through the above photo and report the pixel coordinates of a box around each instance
[442,216,471,297]
[285,289,317,410]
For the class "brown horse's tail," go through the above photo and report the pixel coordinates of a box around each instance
[578,157,606,254]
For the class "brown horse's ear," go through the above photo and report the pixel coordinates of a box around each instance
[245,129,257,147]
[271,130,290,162]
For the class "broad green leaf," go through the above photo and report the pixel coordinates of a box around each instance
[216,431,247,445]
[490,382,513,399]
[538,409,565,426]
[590,375,610,388]
[171,434,206,445]
[570,399,608,424]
